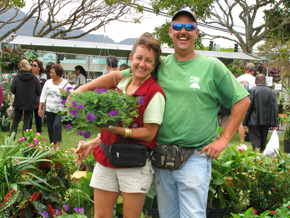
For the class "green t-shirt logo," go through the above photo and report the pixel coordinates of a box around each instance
[190,76,200,89]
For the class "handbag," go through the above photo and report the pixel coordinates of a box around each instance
[151,143,196,170]
[263,129,279,158]
[100,142,150,168]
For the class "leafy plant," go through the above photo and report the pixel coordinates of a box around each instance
[0,75,13,128]
[63,88,140,139]
[226,61,245,76]
[0,45,24,73]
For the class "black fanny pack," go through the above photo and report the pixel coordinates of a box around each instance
[100,142,151,168]
[151,143,196,170]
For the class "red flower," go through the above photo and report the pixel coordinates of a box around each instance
[235,66,239,69]
[252,209,257,214]
[4,189,15,202]
[30,192,39,201]
[241,69,244,72]
[47,204,55,215]
[4,78,8,81]
[270,211,276,214]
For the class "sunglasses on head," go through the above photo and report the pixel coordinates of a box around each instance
[32,64,38,67]
[172,24,196,31]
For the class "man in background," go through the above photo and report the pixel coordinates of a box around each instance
[237,63,256,145]
[243,74,278,152]
[104,56,118,74]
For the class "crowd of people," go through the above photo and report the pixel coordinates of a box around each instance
[2,8,281,218]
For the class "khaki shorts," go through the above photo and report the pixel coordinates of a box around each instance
[90,160,154,193]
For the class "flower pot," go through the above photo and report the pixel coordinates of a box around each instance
[206,207,225,218]
[284,140,290,153]
[1,122,10,132]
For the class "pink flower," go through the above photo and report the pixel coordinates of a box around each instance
[36,132,41,136]
[30,144,34,148]
[253,209,257,214]
[18,137,25,142]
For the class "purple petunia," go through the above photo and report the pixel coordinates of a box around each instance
[63,205,69,212]
[108,110,118,117]
[83,131,91,139]
[61,99,66,105]
[79,208,84,214]
[86,113,96,122]
[71,101,78,108]
[94,87,108,94]
[41,212,49,218]
[66,86,73,93]
[77,130,83,136]
[77,104,84,110]
[74,207,80,213]
[137,96,145,105]
[66,124,72,130]
[70,110,78,115]
[132,123,138,129]
[55,209,61,216]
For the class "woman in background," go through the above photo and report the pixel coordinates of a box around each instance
[30,58,46,133]
[74,65,87,89]
[11,59,42,134]
[38,64,72,150]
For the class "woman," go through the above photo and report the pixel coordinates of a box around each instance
[38,64,72,150]
[30,58,46,133]
[75,33,165,218]
[11,59,42,134]
[74,65,87,89]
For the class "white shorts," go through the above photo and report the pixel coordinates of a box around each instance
[90,160,154,193]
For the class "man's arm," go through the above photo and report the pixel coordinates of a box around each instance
[74,71,124,93]
[199,96,250,159]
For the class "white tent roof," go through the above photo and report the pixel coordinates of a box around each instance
[7,35,261,60]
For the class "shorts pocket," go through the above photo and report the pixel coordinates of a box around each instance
[141,161,154,175]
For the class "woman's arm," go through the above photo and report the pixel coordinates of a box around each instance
[99,123,160,142]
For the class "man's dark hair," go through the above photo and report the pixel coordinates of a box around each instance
[255,74,266,84]
[106,56,118,68]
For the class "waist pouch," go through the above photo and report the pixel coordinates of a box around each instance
[100,142,150,168]
[151,143,196,170]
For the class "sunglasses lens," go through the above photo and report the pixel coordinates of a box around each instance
[184,24,196,31]
[172,24,196,31]
[172,24,183,30]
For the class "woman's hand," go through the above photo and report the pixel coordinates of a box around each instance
[38,108,42,117]
[75,134,101,162]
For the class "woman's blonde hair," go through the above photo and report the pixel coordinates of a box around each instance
[19,59,32,71]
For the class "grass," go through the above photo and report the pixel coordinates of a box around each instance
[1,119,100,150]
[1,120,286,153]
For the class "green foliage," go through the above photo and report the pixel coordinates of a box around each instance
[0,0,25,8]
[0,45,25,73]
[226,61,245,76]
[0,75,13,126]
[249,153,290,211]
[64,88,140,139]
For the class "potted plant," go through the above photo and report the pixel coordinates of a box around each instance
[207,145,254,217]
[62,88,141,139]
[280,112,290,153]
[0,76,13,132]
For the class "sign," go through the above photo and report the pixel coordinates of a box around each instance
[266,76,273,86]
[275,84,282,90]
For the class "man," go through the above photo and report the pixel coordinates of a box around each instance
[74,9,250,218]
[237,63,256,145]
[104,56,118,74]
[243,74,278,152]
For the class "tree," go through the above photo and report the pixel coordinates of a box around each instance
[150,0,290,54]
[0,0,140,41]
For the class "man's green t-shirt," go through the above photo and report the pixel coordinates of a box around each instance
[122,54,248,147]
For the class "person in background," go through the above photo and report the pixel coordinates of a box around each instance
[74,33,165,218]
[237,63,256,146]
[38,64,72,150]
[103,56,118,74]
[11,59,42,135]
[45,62,54,80]
[0,84,3,107]
[30,58,46,133]
[74,65,87,89]
[243,74,278,152]
[217,105,231,136]
[119,63,130,71]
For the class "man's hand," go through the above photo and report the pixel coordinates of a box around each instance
[198,137,228,160]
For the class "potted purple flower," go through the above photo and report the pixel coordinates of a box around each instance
[63,88,141,139]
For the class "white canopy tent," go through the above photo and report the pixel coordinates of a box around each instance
[6,35,262,61]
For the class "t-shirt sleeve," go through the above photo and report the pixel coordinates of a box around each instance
[143,92,165,125]
[121,68,131,77]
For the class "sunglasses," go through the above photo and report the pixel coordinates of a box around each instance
[172,24,196,31]
[32,64,38,67]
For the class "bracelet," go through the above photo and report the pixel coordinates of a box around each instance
[124,128,131,138]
